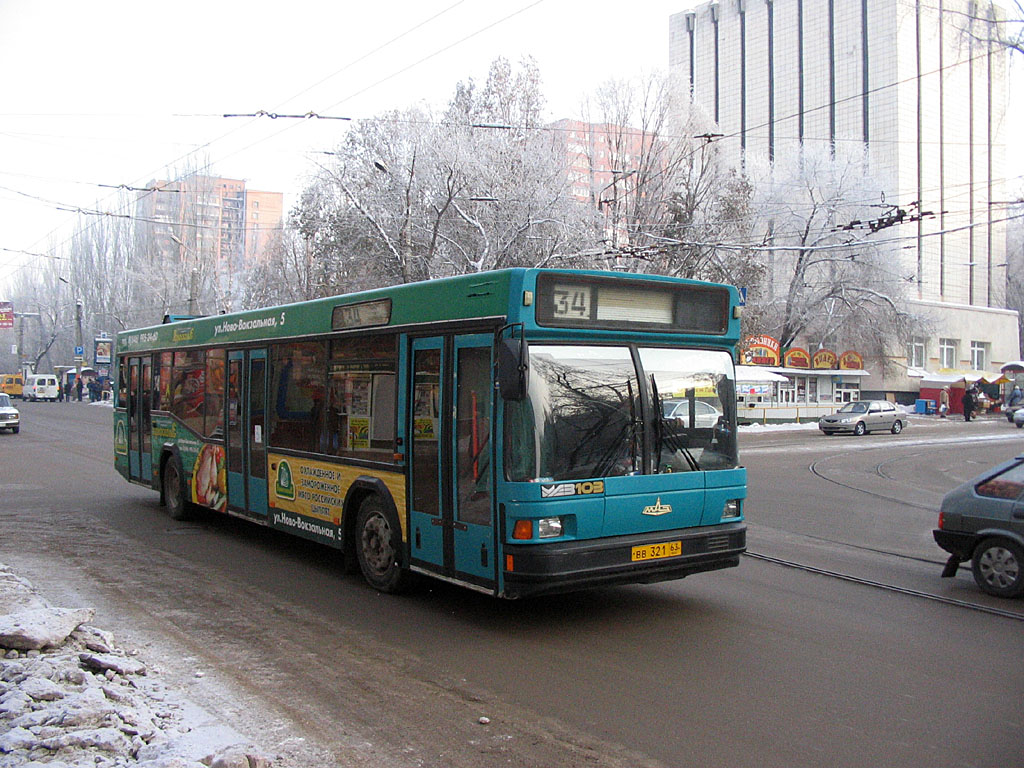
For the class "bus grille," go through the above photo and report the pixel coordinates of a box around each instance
[706,534,731,552]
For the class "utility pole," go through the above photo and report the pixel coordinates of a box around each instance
[15,311,41,376]
[74,301,84,390]
[188,269,199,315]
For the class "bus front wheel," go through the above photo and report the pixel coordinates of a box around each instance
[355,496,406,593]
[162,456,190,521]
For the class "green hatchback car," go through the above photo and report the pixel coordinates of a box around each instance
[934,454,1024,598]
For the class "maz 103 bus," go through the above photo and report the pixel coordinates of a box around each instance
[114,269,746,597]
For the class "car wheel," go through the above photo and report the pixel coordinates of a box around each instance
[355,496,407,593]
[1017,422,1023,429]
[162,456,190,521]
[890,420,903,434]
[853,421,866,436]
[11,427,18,434]
[971,538,1024,598]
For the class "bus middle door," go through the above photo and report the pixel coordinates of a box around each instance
[226,349,268,518]
[408,335,496,589]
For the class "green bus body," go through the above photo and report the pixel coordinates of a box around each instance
[114,269,746,598]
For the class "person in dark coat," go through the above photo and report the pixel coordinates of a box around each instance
[75,375,83,402]
[962,386,975,422]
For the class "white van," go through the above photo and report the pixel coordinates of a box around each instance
[23,374,60,402]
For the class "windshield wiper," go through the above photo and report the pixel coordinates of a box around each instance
[651,375,699,472]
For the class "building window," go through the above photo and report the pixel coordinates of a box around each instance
[970,341,989,371]
[908,337,925,368]
[939,338,958,369]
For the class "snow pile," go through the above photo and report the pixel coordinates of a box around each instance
[737,421,820,433]
[0,563,272,768]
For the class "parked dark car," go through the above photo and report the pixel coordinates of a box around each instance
[934,454,1024,598]
[818,400,905,436]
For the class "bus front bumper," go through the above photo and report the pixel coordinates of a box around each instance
[501,522,745,598]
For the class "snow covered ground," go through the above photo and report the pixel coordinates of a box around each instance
[0,563,270,768]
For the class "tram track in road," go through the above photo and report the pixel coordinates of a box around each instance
[743,550,1024,622]
[808,455,937,511]
[803,430,1024,511]
[746,430,1024,621]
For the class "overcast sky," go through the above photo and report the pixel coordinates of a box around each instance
[0,0,1019,287]
[0,0,683,282]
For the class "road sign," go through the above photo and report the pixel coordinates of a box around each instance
[74,345,84,356]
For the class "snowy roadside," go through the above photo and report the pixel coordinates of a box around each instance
[0,563,272,768]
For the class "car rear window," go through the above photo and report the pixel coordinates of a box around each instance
[976,461,1024,499]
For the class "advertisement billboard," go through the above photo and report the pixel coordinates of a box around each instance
[0,302,13,329]
[94,338,112,365]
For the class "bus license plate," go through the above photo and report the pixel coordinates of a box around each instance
[631,541,682,562]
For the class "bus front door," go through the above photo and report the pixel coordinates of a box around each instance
[226,349,268,518]
[408,335,496,589]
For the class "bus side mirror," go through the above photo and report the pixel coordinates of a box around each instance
[497,337,529,401]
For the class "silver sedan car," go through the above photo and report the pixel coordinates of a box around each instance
[818,400,905,436]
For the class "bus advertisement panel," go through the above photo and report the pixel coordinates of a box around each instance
[114,269,746,598]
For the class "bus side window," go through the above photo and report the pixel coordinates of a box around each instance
[205,349,226,439]
[327,334,397,460]
[171,350,206,433]
[117,357,128,407]
[158,352,173,411]
[269,342,326,452]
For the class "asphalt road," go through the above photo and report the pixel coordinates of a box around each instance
[1,400,1021,768]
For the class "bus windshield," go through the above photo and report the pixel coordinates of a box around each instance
[504,345,737,482]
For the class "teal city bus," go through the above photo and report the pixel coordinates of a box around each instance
[114,269,746,597]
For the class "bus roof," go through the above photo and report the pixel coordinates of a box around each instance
[115,268,740,353]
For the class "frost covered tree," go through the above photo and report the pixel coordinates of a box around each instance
[571,74,762,287]
[290,57,596,291]
[748,144,923,361]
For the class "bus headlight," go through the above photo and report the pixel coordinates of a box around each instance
[537,517,564,538]
[722,499,741,519]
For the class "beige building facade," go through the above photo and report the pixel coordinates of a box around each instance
[137,176,284,271]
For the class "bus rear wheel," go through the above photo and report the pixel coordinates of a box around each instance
[355,496,406,593]
[162,456,189,521]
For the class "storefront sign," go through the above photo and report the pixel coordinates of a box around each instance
[742,335,780,366]
[0,302,13,329]
[784,347,811,369]
[839,350,864,370]
[813,349,837,369]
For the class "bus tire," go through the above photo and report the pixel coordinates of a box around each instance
[162,455,190,521]
[355,496,406,593]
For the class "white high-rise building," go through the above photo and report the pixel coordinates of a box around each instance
[669,0,1019,393]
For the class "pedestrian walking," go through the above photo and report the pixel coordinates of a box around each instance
[939,387,949,418]
[962,386,975,422]
[1008,385,1023,410]
[75,375,83,402]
